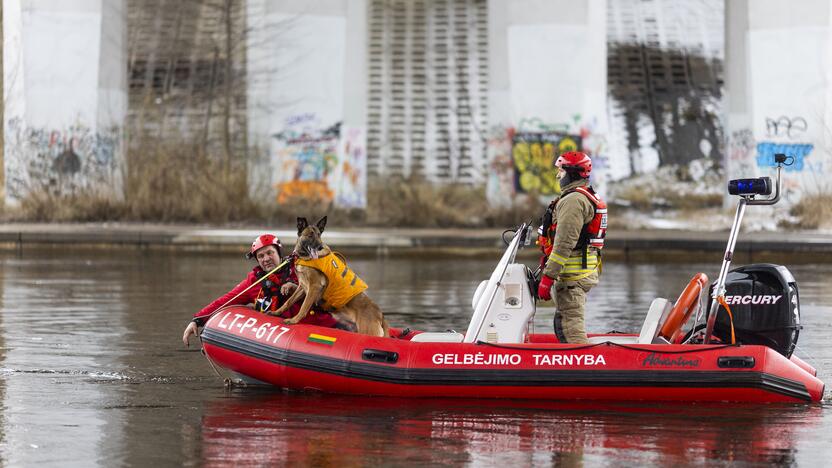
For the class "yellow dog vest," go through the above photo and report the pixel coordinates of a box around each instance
[296,253,368,309]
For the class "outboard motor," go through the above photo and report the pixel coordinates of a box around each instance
[707,264,800,357]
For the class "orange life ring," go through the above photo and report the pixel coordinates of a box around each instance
[658,273,709,344]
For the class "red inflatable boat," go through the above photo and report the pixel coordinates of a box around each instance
[199,158,825,403]
[200,306,823,403]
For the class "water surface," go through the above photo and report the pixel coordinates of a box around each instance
[1,249,831,466]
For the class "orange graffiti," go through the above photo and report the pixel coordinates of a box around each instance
[342,161,360,186]
[276,180,334,204]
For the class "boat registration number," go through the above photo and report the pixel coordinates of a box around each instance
[214,311,291,344]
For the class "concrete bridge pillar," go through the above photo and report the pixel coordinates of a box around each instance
[2,0,126,205]
[725,0,832,204]
[486,0,609,204]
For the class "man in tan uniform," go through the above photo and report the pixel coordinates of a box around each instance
[537,151,607,344]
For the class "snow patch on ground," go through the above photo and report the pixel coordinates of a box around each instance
[607,158,794,232]
[615,206,787,232]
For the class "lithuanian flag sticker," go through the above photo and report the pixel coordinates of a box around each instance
[307,333,337,346]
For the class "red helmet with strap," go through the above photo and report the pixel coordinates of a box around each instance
[555,151,592,178]
[246,234,283,259]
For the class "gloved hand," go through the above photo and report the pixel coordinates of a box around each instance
[537,275,555,301]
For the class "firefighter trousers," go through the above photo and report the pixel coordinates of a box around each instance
[553,269,599,344]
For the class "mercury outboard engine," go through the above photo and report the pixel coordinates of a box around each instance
[707,264,800,357]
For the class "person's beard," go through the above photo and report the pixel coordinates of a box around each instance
[559,171,578,188]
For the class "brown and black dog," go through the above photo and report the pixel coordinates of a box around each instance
[273,216,389,337]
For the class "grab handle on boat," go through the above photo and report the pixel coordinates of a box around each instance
[362,349,399,364]
[717,356,755,369]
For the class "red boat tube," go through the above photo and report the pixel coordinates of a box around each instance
[200,306,824,403]
[790,355,818,377]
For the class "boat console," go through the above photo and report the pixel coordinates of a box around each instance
[412,223,537,344]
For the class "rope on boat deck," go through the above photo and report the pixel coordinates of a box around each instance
[476,340,739,354]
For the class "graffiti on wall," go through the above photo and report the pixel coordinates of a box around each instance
[765,116,808,140]
[755,115,815,173]
[4,117,121,201]
[724,115,824,204]
[756,143,814,171]
[727,128,756,176]
[272,121,339,204]
[486,116,609,204]
[728,129,754,161]
[335,126,367,208]
[512,131,580,195]
[485,126,516,205]
[271,115,366,209]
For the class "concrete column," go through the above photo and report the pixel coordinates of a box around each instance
[486,0,609,204]
[2,0,126,205]
[246,0,367,209]
[726,0,832,204]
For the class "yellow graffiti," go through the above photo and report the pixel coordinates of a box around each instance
[559,137,578,153]
[512,132,581,195]
[512,142,560,195]
[276,180,334,204]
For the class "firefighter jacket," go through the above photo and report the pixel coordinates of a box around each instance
[296,253,368,309]
[542,179,602,281]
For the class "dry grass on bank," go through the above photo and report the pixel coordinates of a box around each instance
[612,183,723,210]
[247,176,546,229]
[7,147,828,232]
[124,144,260,222]
[1,144,261,223]
[784,193,832,230]
[1,149,546,228]
[365,176,543,228]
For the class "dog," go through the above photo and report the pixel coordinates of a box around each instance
[272,216,389,337]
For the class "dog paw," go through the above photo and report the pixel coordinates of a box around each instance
[283,318,299,325]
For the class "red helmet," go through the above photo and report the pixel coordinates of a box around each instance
[555,151,592,178]
[246,234,283,259]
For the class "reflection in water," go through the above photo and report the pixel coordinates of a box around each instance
[199,392,823,466]
[0,250,829,465]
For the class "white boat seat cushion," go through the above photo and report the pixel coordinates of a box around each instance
[637,297,672,344]
[410,332,465,343]
[587,335,638,344]
[587,298,671,345]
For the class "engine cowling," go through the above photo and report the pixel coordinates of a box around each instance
[708,264,800,357]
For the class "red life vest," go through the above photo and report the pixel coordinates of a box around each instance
[538,185,607,257]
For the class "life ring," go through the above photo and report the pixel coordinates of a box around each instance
[658,273,709,344]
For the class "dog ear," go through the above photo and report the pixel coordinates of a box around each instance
[316,216,327,233]
[297,217,308,235]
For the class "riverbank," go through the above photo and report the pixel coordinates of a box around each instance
[1,222,831,262]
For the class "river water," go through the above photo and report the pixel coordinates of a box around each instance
[1,248,831,466]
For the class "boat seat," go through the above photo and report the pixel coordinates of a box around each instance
[586,334,639,344]
[587,297,672,345]
[410,332,465,343]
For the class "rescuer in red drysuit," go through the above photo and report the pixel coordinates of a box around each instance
[182,234,339,346]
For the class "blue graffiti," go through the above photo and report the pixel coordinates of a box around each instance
[292,145,337,181]
[755,142,813,171]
